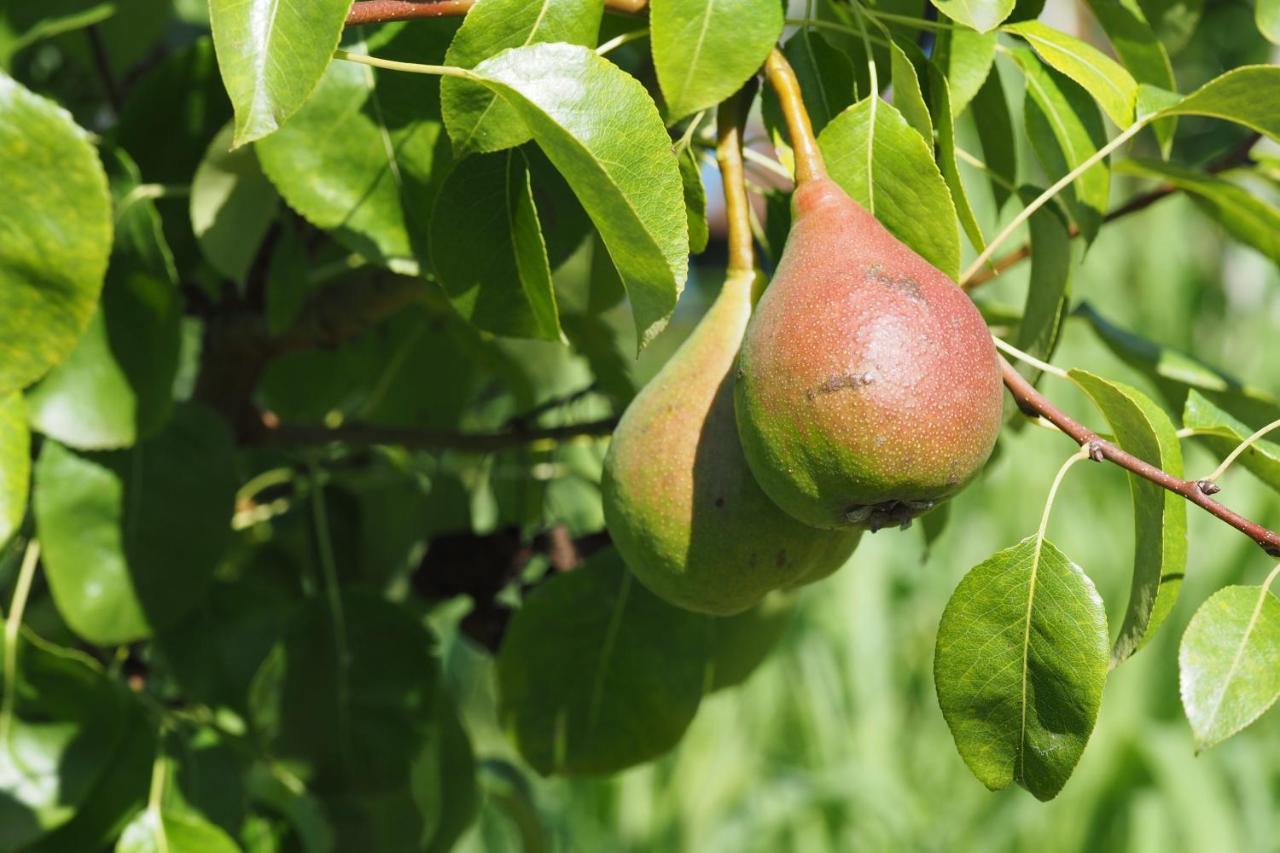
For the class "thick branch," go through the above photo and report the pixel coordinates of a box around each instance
[256,417,616,452]
[1000,358,1280,557]
[965,132,1261,290]
[345,0,645,25]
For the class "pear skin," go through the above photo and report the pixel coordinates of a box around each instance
[734,178,1004,531]
[603,270,861,615]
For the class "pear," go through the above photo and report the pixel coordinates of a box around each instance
[734,177,1004,531]
[602,269,862,616]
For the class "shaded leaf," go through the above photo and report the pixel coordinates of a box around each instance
[0,73,111,397]
[0,394,28,549]
[929,63,987,253]
[430,150,560,340]
[679,146,709,255]
[208,0,353,146]
[0,634,133,848]
[1136,0,1202,53]
[256,23,457,271]
[33,405,238,645]
[1179,581,1280,750]
[930,0,1014,33]
[440,0,603,155]
[819,96,962,280]
[27,148,183,450]
[651,0,783,121]
[1010,45,1110,242]
[1013,187,1071,375]
[497,549,711,774]
[1116,159,1280,264]
[191,123,280,286]
[1005,21,1138,128]
[971,66,1017,209]
[935,537,1109,800]
[707,594,793,692]
[466,43,688,349]
[1070,369,1187,664]
[1183,390,1280,492]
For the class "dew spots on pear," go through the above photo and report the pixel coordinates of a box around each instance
[775,549,788,568]
[714,496,726,509]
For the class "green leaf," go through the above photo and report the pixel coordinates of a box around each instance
[33,405,238,645]
[116,808,241,853]
[889,41,932,142]
[1004,21,1138,129]
[0,634,133,848]
[440,0,603,155]
[191,123,280,287]
[1260,0,1280,43]
[1010,45,1110,242]
[706,594,793,692]
[1075,302,1280,422]
[929,64,987,254]
[413,689,478,853]
[497,549,711,774]
[1136,0,1202,53]
[0,73,111,397]
[0,394,28,549]
[1115,159,1280,264]
[208,0,353,146]
[1083,0,1177,152]
[466,43,688,349]
[0,2,114,66]
[1156,65,1280,143]
[1179,581,1280,750]
[256,22,456,271]
[930,0,1014,32]
[430,150,560,340]
[934,537,1109,801]
[971,67,1017,209]
[1013,187,1071,374]
[1183,390,1280,492]
[1070,370,1187,664]
[935,28,998,116]
[26,148,183,450]
[651,0,783,122]
[819,96,962,280]
[679,146,709,255]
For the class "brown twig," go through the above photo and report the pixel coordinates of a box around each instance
[345,0,646,26]
[966,132,1262,290]
[256,417,617,452]
[1000,358,1280,557]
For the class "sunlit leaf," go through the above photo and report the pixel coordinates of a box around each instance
[935,537,1109,801]
[440,0,603,155]
[819,96,962,280]
[1259,0,1280,43]
[1156,65,1280,142]
[1005,21,1138,128]
[935,28,998,115]
[0,394,28,550]
[0,74,111,397]
[466,43,689,349]
[1070,370,1187,664]
[930,0,1014,33]
[1179,581,1280,750]
[929,63,987,253]
[1183,390,1280,493]
[889,40,932,142]
[208,0,353,146]
[1083,0,1177,152]
[116,808,240,852]
[651,0,782,121]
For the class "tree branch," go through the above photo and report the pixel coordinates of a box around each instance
[965,132,1262,290]
[1000,358,1280,557]
[255,417,617,452]
[345,0,646,26]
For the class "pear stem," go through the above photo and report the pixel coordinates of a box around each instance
[763,48,827,184]
[716,90,755,274]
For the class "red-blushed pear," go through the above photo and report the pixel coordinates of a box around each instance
[734,51,1004,532]
[602,268,862,615]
